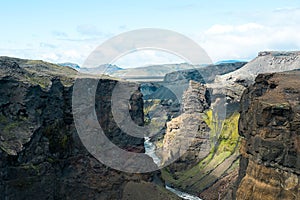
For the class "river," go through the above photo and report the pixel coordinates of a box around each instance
[144,137,202,200]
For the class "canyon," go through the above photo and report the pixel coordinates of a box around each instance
[0,52,299,200]
[142,52,300,200]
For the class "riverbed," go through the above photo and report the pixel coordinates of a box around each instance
[144,137,202,200]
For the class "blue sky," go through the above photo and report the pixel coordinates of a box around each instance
[1,0,300,67]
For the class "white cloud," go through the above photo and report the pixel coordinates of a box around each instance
[40,53,59,61]
[205,25,234,35]
[199,6,300,62]
[39,43,57,49]
[2,7,300,67]
[199,19,300,62]
[236,23,264,32]
[205,23,264,35]
[64,50,81,59]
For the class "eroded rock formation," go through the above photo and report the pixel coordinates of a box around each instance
[0,57,177,200]
[236,70,300,200]
[161,81,211,171]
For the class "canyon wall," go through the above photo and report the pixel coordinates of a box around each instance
[236,70,300,200]
[158,52,300,199]
[161,81,211,171]
[0,57,178,200]
[160,80,240,200]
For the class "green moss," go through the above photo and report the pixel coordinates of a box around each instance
[0,114,7,123]
[21,163,41,173]
[143,99,168,134]
[24,60,45,65]
[215,112,240,155]
[60,134,69,148]
[143,99,161,116]
[144,117,151,125]
[19,115,28,121]
[203,109,220,146]
[43,120,70,153]
[161,111,241,192]
[46,157,56,163]
[0,118,29,155]
[0,144,17,155]
[155,139,164,148]
[24,74,49,88]
[203,109,213,126]
[3,122,20,134]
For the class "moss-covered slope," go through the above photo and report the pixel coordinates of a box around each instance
[162,111,240,198]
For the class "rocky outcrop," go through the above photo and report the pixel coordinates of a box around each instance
[236,70,300,199]
[182,81,210,114]
[146,65,243,198]
[161,81,211,171]
[141,62,245,147]
[0,57,176,200]
[159,79,241,200]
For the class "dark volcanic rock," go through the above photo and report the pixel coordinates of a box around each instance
[164,62,246,84]
[236,70,300,200]
[0,57,174,200]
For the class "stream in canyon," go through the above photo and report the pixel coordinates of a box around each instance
[144,137,202,200]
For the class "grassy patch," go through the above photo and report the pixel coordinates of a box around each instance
[20,163,42,176]
[60,134,69,148]
[161,111,241,191]
[24,75,49,88]
[143,99,161,115]
[43,120,70,153]
[3,122,20,134]
[0,114,7,123]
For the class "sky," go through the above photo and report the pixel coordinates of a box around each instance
[1,0,300,68]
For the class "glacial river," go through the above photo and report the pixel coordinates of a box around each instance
[144,137,202,200]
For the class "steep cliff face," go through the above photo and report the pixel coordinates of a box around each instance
[161,81,211,171]
[139,62,244,199]
[160,80,240,199]
[236,70,300,200]
[142,62,246,149]
[0,57,178,200]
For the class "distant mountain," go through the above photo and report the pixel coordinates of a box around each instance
[142,61,247,100]
[213,51,300,101]
[79,64,123,75]
[59,63,209,79]
[164,62,247,83]
[58,62,80,70]
[214,60,248,65]
[217,51,300,83]
[110,63,207,81]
